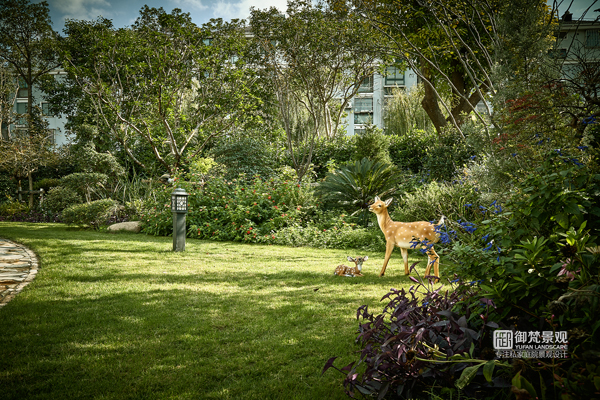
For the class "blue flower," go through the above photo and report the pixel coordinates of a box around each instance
[577,146,588,150]
[465,204,472,208]
[483,242,493,251]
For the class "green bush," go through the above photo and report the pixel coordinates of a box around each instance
[310,135,355,179]
[316,158,399,226]
[141,175,310,242]
[352,125,391,164]
[33,178,61,192]
[43,186,83,215]
[60,172,109,202]
[0,198,28,216]
[61,199,120,228]
[388,130,431,173]
[0,175,17,204]
[211,137,284,181]
[392,180,485,223]
[271,224,385,251]
[423,131,474,182]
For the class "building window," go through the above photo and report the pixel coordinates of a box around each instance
[548,48,567,58]
[41,102,53,117]
[353,97,373,125]
[385,67,405,86]
[47,129,55,145]
[354,97,373,113]
[16,102,27,125]
[587,30,600,48]
[357,76,373,93]
[17,77,28,98]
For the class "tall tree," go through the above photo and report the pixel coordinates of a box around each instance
[250,0,378,182]
[0,0,58,125]
[343,0,553,137]
[58,7,263,174]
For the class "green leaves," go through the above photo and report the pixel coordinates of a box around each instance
[60,8,262,173]
[316,158,398,225]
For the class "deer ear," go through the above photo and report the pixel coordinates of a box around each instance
[347,256,355,262]
[374,196,380,202]
[363,256,368,261]
[384,198,393,207]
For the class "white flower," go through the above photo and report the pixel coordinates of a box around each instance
[528,268,535,274]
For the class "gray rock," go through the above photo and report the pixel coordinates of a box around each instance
[107,221,142,233]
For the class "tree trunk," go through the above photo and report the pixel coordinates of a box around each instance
[28,171,33,208]
[421,77,447,136]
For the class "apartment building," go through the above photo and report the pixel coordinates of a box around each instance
[344,66,419,135]
[554,12,600,78]
[2,69,69,146]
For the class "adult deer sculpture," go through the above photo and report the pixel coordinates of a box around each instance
[369,196,444,279]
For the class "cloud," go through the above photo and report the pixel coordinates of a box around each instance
[47,0,113,21]
[172,0,209,12]
[211,0,287,21]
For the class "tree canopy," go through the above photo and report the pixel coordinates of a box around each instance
[250,0,378,181]
[57,7,264,174]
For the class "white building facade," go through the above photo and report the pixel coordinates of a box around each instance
[344,66,419,135]
[2,69,69,147]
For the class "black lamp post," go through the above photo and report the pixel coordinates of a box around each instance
[171,187,189,251]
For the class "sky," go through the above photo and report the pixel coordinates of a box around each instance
[42,0,599,34]
[43,0,288,33]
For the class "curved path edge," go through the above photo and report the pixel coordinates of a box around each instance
[0,238,39,308]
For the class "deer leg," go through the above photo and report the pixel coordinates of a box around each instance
[401,247,409,275]
[424,247,440,280]
[380,241,395,277]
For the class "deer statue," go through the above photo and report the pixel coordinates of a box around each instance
[334,256,369,277]
[369,196,444,279]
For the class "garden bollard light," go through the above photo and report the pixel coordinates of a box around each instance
[171,187,189,251]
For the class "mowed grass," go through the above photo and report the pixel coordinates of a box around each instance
[0,222,427,400]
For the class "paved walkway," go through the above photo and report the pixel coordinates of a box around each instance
[0,239,39,308]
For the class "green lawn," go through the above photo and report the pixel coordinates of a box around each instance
[0,222,426,400]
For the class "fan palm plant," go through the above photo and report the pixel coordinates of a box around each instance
[317,158,399,226]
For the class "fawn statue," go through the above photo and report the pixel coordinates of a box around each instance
[334,256,369,277]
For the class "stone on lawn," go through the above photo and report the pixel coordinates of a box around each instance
[107,221,142,233]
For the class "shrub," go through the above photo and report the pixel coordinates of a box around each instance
[210,137,284,181]
[423,131,474,182]
[317,158,399,226]
[388,130,431,173]
[61,199,121,228]
[270,223,385,251]
[141,175,309,242]
[60,172,109,202]
[0,198,28,217]
[323,272,509,399]
[43,186,83,215]
[0,175,17,204]
[310,135,355,179]
[352,125,391,164]
[392,180,487,224]
[33,178,61,193]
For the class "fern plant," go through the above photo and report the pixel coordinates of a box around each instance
[317,157,399,226]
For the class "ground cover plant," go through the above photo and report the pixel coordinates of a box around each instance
[0,222,431,400]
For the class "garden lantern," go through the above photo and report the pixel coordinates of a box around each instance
[171,187,189,251]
